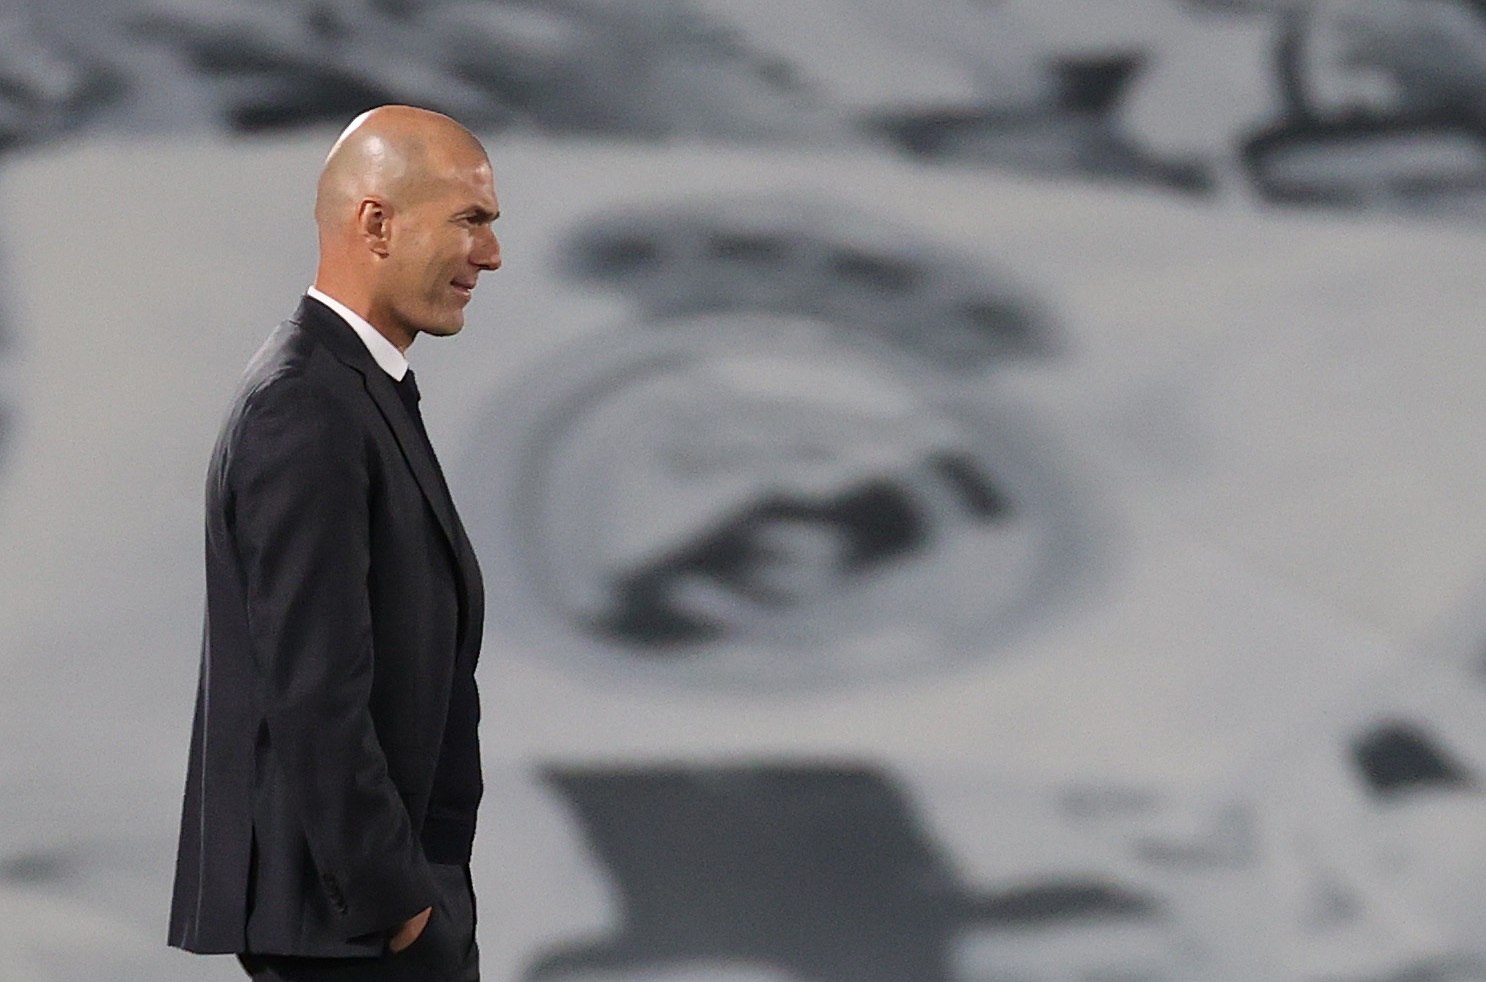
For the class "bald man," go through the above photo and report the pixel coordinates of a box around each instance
[168,106,500,981]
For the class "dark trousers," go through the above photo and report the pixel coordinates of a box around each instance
[239,864,478,981]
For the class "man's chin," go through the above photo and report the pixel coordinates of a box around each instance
[420,317,466,339]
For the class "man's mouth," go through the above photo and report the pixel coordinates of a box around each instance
[451,278,476,300]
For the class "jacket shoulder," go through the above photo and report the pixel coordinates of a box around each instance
[208,320,371,482]
[234,318,371,418]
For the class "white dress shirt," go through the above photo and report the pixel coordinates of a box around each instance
[307,286,409,381]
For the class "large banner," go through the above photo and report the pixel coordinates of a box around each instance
[3,1,1486,980]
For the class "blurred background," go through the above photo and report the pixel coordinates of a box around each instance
[3,0,1486,979]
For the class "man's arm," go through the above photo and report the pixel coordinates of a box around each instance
[230,373,437,941]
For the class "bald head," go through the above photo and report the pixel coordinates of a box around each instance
[315,105,488,229]
[312,105,502,351]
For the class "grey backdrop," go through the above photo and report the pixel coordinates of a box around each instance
[3,0,1486,979]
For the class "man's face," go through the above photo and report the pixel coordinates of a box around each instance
[379,150,502,341]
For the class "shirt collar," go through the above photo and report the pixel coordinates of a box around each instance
[307,286,409,381]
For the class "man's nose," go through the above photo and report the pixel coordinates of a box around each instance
[474,227,501,271]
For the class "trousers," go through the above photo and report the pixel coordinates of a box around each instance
[238,863,478,981]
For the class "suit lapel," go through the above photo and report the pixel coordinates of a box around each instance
[364,364,484,656]
[363,368,463,547]
[292,297,478,611]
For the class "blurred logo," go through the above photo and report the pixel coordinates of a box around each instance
[464,196,1089,689]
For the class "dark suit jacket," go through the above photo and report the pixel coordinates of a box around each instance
[168,296,484,957]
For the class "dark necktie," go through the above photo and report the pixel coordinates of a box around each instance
[392,368,455,506]
[394,368,430,441]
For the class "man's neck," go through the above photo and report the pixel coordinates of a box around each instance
[307,285,411,381]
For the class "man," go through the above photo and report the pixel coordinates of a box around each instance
[168,104,501,981]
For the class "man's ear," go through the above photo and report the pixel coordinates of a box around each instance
[356,197,392,257]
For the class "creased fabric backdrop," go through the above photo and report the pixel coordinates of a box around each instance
[3,0,1486,979]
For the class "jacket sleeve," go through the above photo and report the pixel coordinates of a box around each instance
[229,373,436,940]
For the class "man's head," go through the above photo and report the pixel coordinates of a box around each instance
[313,105,501,350]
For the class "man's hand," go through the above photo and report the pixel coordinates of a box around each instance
[388,906,432,954]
